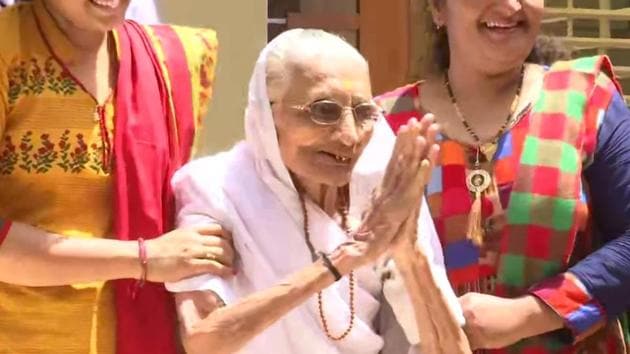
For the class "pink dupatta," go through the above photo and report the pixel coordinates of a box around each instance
[113,21,196,354]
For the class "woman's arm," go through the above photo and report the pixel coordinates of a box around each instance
[177,246,357,354]
[570,90,630,317]
[529,89,630,342]
[0,221,139,285]
[391,205,471,354]
[382,198,468,351]
[0,221,234,286]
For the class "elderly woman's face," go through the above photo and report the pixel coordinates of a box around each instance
[44,0,130,33]
[272,53,374,188]
[435,0,544,73]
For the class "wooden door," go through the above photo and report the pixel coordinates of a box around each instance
[267,0,420,94]
[268,0,630,100]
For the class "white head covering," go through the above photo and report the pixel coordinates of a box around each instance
[167,29,462,354]
[244,28,395,233]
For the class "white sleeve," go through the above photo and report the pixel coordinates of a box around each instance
[166,273,238,305]
[163,159,235,304]
[125,0,160,24]
[382,197,464,345]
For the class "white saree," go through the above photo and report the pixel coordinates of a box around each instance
[166,29,463,354]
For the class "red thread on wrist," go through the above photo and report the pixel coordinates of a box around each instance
[0,220,12,246]
[132,238,148,299]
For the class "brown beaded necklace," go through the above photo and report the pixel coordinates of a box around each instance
[297,188,356,341]
[443,66,525,246]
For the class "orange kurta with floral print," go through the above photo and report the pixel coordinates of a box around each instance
[0,2,217,353]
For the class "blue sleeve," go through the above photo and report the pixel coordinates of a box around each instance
[573,91,630,319]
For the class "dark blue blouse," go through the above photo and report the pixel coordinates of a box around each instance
[574,91,630,319]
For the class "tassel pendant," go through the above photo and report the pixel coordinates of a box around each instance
[466,149,491,247]
[467,189,484,246]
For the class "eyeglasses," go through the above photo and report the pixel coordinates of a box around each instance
[289,100,383,126]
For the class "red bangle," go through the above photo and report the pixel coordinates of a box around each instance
[137,238,148,285]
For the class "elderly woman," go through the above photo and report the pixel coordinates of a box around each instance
[166,29,467,354]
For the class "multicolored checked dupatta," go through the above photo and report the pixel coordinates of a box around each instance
[377,56,626,354]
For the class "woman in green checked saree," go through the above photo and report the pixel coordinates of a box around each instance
[375,0,630,353]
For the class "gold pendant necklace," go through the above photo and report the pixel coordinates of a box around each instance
[444,66,525,246]
[466,148,492,196]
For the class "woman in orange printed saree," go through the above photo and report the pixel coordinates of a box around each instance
[0,1,234,353]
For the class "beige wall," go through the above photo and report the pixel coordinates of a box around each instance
[156,0,267,155]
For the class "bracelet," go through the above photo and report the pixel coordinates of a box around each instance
[318,251,342,282]
[137,238,148,286]
[0,220,12,247]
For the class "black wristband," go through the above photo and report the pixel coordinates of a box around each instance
[318,251,342,281]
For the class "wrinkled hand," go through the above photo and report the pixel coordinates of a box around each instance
[377,114,439,225]
[388,204,473,354]
[145,224,235,282]
[460,293,563,350]
[350,115,440,266]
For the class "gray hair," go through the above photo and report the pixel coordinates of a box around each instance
[265,29,368,102]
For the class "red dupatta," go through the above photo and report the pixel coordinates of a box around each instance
[113,21,196,354]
